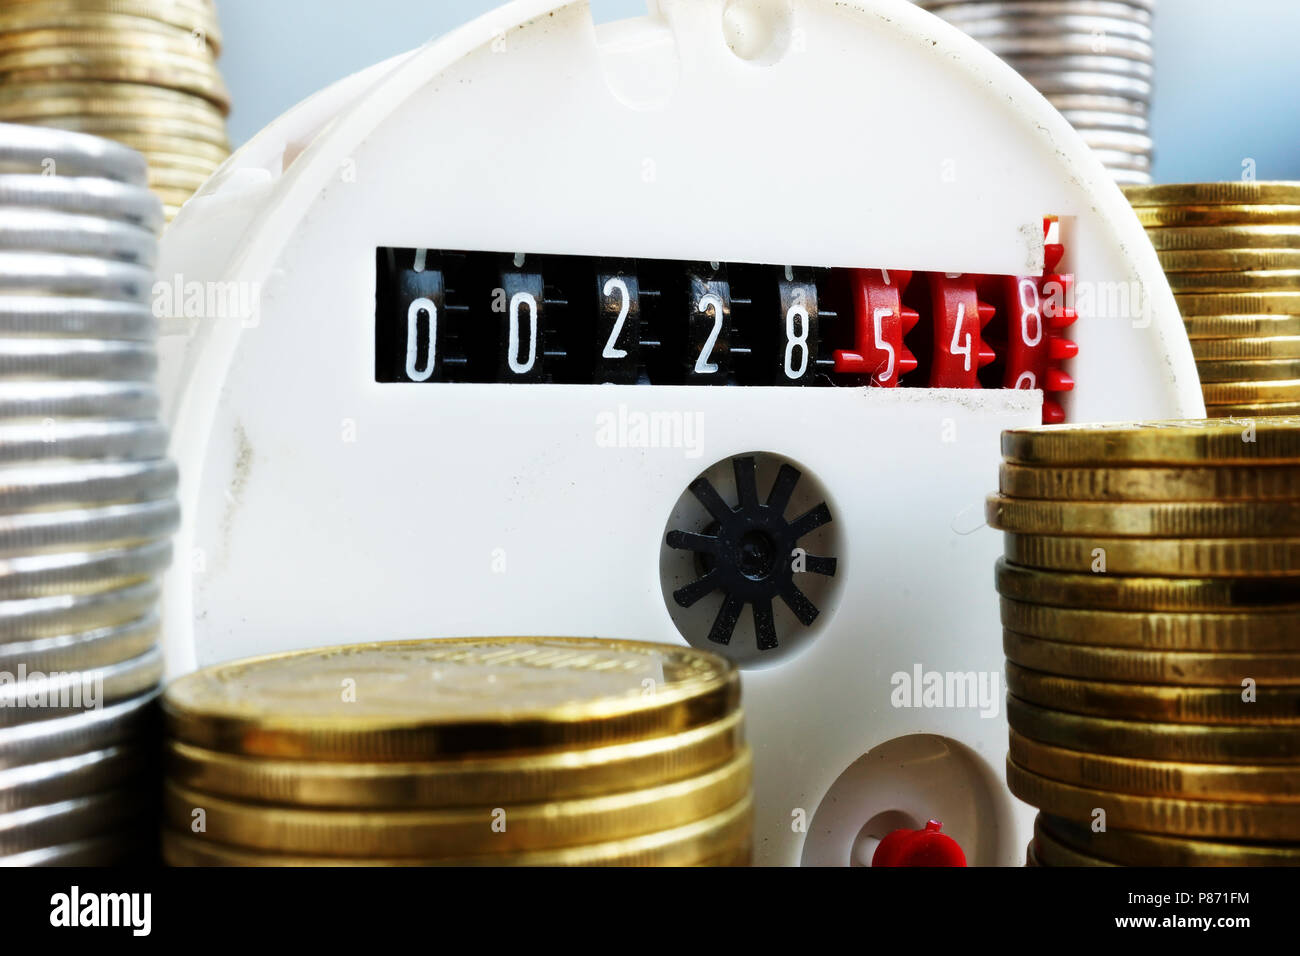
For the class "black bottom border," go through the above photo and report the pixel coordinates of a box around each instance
[0,864,1276,943]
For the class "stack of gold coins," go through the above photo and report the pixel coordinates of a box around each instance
[0,0,231,221]
[1125,182,1300,418]
[988,418,1300,866]
[162,637,753,866]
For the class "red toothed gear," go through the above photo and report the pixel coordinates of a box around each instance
[832,268,921,386]
[871,820,967,867]
[911,272,996,388]
[1037,216,1078,424]
[976,273,1046,394]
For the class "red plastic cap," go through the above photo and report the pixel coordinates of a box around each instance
[871,820,968,867]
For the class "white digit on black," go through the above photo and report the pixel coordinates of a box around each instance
[695,292,724,374]
[508,291,538,374]
[602,277,630,359]
[784,296,810,380]
[405,297,436,381]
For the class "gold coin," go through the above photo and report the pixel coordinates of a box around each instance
[0,26,215,58]
[1169,271,1300,293]
[1125,182,1300,207]
[1000,597,1300,651]
[1007,694,1300,763]
[1197,359,1300,383]
[0,81,229,119]
[987,495,1300,537]
[1003,533,1300,577]
[1185,314,1300,338]
[999,462,1300,501]
[152,188,202,209]
[0,0,221,48]
[0,57,229,112]
[23,114,229,149]
[1005,657,1300,718]
[166,709,744,808]
[996,558,1300,612]
[163,637,740,760]
[164,748,752,856]
[1001,417,1300,465]
[1192,337,1300,361]
[148,166,215,192]
[1136,205,1300,228]
[1176,292,1300,316]
[162,794,753,867]
[1143,226,1300,251]
[1160,248,1300,273]
[1205,402,1300,419]
[0,12,219,54]
[1201,380,1300,404]
[1030,820,1114,867]
[143,158,220,184]
[1007,757,1300,839]
[110,137,228,166]
[1205,402,1300,418]
[1012,733,1300,803]
[0,79,220,107]
[1039,812,1300,866]
[139,155,222,181]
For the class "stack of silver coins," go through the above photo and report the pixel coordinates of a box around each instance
[0,122,175,866]
[916,0,1156,184]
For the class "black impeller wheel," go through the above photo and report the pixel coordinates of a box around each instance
[666,455,837,652]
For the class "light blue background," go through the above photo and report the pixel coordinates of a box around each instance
[214,0,1300,183]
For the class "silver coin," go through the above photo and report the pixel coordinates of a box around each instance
[0,499,179,558]
[0,296,155,340]
[0,420,167,465]
[0,579,159,642]
[0,459,175,514]
[1088,146,1151,170]
[1000,53,1155,80]
[0,381,160,422]
[932,14,1153,41]
[1078,128,1154,153]
[0,614,158,675]
[0,207,156,266]
[919,1,1153,20]
[1057,109,1150,132]
[0,252,152,304]
[1017,70,1152,98]
[0,539,172,600]
[0,645,163,726]
[0,123,147,187]
[0,688,156,769]
[0,744,150,813]
[0,828,141,865]
[0,338,156,381]
[1109,170,1153,184]
[981,34,1152,61]
[0,787,146,855]
[1045,92,1148,114]
[0,175,161,232]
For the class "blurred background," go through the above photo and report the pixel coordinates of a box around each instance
[213,0,1300,183]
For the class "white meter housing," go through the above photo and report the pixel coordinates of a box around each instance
[156,0,1202,866]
